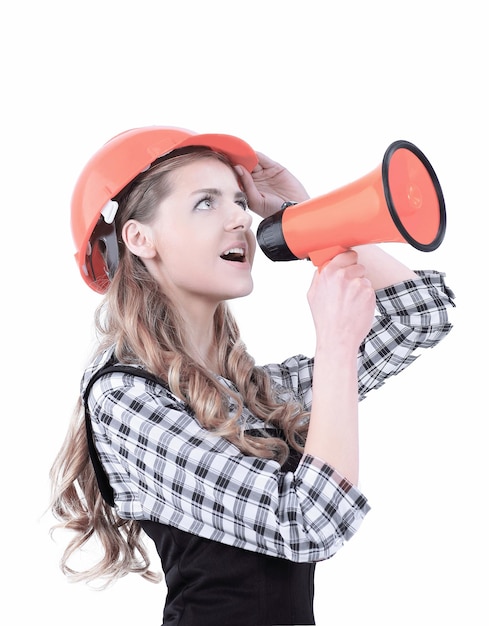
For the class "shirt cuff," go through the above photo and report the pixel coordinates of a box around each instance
[296,454,370,522]
[375,270,455,318]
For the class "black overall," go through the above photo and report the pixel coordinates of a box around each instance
[84,363,316,626]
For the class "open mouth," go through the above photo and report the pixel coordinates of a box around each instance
[220,247,246,263]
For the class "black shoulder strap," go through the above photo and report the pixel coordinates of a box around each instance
[83,361,177,507]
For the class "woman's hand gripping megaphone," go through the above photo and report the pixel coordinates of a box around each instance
[307,249,376,351]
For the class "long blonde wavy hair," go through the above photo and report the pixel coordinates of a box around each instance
[50,148,309,587]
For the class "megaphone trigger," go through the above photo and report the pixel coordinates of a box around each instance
[256,140,446,269]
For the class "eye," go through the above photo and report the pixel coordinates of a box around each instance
[194,194,215,211]
[236,197,249,211]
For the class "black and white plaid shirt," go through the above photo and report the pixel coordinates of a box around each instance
[83,271,454,563]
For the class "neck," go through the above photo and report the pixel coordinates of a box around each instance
[177,304,222,375]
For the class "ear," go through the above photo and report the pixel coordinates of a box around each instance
[121,220,156,259]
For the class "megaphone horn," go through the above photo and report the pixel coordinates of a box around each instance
[256,140,446,268]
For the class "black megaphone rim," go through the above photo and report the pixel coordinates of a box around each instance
[382,140,446,252]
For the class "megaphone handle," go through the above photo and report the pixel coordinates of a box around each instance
[309,245,348,269]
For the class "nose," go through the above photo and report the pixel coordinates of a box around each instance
[225,203,253,231]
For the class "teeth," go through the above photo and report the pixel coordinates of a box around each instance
[221,247,245,262]
[222,248,244,256]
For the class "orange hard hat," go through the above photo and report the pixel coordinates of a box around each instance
[71,125,258,293]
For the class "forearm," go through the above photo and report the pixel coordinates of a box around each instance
[304,346,360,485]
[353,244,418,289]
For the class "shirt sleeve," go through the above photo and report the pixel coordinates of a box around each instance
[357,269,455,399]
[87,371,369,563]
[262,270,455,406]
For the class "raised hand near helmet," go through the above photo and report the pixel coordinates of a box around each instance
[235,152,310,218]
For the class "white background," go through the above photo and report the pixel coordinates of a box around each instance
[2,1,487,624]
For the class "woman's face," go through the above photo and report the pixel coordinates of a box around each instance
[141,157,256,312]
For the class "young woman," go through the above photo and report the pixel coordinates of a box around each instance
[50,126,454,625]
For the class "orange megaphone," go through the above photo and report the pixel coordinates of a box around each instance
[256,140,446,268]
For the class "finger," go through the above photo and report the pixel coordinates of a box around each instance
[254,152,280,169]
[235,164,256,193]
[327,249,359,269]
[235,166,265,212]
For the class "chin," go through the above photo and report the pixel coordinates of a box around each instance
[228,282,254,300]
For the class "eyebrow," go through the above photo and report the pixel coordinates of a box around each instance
[191,187,248,202]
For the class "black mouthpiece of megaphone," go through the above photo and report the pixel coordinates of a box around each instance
[256,140,446,268]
